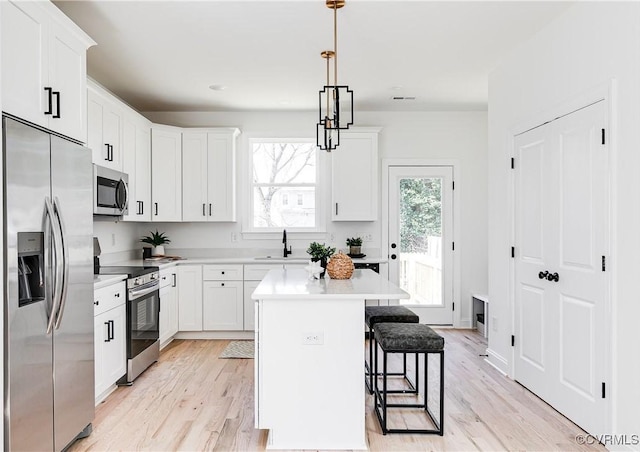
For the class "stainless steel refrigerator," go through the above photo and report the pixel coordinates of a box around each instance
[3,116,94,451]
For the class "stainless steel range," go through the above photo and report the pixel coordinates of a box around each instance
[99,266,160,384]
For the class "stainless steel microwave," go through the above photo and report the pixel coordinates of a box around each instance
[93,165,129,216]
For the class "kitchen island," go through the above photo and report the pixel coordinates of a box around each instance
[252,268,409,450]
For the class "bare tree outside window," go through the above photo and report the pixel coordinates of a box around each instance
[252,142,317,228]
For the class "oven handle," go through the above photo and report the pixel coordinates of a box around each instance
[129,283,159,301]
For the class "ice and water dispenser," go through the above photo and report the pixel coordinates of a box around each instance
[17,232,45,307]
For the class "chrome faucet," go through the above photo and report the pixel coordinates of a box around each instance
[283,229,292,257]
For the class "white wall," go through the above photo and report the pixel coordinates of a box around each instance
[488,2,640,441]
[136,110,488,326]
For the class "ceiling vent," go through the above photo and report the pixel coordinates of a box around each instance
[391,96,416,101]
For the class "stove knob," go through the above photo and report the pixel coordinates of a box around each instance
[134,278,141,286]
[150,274,157,280]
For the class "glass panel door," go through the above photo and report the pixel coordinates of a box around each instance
[388,166,453,324]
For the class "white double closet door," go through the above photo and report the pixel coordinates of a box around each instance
[513,100,609,435]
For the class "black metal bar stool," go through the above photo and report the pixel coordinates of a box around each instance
[373,322,444,435]
[364,306,419,394]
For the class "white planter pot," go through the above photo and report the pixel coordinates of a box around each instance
[152,245,165,256]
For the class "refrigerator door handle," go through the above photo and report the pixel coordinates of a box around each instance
[45,198,63,335]
[53,197,70,330]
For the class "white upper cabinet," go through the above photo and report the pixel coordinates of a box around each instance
[87,86,123,170]
[151,125,183,222]
[331,129,380,221]
[122,114,152,221]
[182,129,239,222]
[1,0,94,143]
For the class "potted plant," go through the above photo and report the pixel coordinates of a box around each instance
[306,242,336,278]
[140,230,171,256]
[346,237,363,256]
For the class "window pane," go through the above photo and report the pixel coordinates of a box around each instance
[398,177,443,306]
[253,142,316,184]
[253,187,316,228]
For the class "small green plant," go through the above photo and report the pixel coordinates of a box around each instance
[346,237,363,247]
[140,230,171,247]
[306,242,336,260]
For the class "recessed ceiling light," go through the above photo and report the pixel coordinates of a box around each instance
[209,84,227,91]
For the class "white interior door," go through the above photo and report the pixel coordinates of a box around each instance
[388,166,453,325]
[514,101,609,435]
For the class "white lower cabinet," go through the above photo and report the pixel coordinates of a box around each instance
[94,281,126,403]
[178,265,203,331]
[243,280,260,331]
[203,281,243,330]
[202,265,244,331]
[159,268,178,346]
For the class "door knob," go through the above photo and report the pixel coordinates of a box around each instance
[538,271,549,279]
[546,272,559,282]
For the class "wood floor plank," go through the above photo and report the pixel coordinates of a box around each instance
[69,330,605,452]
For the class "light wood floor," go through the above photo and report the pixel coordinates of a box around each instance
[69,330,603,451]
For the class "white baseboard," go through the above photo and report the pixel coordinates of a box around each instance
[485,347,509,376]
[175,331,254,340]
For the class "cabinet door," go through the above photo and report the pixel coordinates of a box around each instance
[88,90,122,170]
[122,116,152,221]
[1,0,49,129]
[182,132,209,222]
[331,132,378,221]
[177,265,203,331]
[168,271,179,337]
[203,281,243,331]
[103,305,127,388]
[159,285,171,345]
[207,132,236,221]
[93,313,107,399]
[48,18,87,142]
[243,280,260,331]
[152,127,182,221]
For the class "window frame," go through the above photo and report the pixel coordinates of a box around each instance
[244,138,326,235]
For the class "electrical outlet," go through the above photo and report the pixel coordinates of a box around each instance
[329,233,335,242]
[492,317,498,332]
[302,332,324,345]
[362,233,373,242]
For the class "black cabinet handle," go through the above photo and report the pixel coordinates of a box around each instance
[209,204,212,216]
[203,203,206,216]
[94,300,99,306]
[154,203,158,216]
[538,271,549,280]
[547,272,560,282]
[115,292,120,298]
[391,254,397,260]
[104,144,110,161]
[335,203,339,215]
[109,320,115,340]
[140,201,144,215]
[104,321,110,342]
[52,91,60,118]
[44,87,53,115]
[172,273,177,287]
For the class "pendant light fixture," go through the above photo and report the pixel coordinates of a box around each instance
[316,0,353,151]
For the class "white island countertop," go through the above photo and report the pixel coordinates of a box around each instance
[252,268,409,300]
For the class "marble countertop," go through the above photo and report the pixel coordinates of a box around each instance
[106,256,388,270]
[93,274,127,290]
[251,268,409,300]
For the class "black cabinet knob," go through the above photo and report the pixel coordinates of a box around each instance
[94,301,99,306]
[221,283,225,287]
[547,272,560,282]
[391,254,397,260]
[538,271,549,280]
[391,243,397,249]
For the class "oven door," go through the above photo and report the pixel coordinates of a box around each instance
[128,282,160,359]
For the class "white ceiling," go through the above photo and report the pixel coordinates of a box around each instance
[54,0,573,113]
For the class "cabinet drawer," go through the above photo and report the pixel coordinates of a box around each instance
[94,281,126,316]
[243,264,282,281]
[159,268,176,289]
[202,264,243,281]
